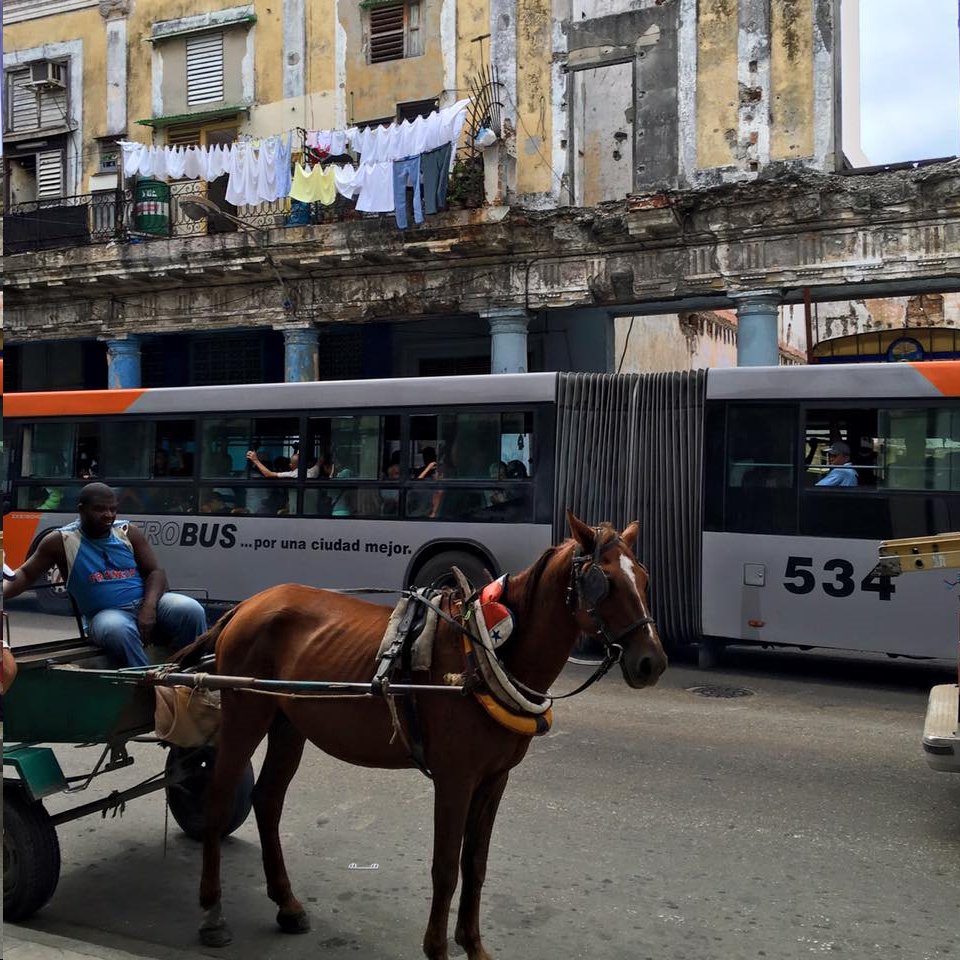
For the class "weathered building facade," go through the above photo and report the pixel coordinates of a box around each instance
[4,0,958,389]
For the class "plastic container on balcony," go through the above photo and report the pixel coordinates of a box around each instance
[134,179,171,236]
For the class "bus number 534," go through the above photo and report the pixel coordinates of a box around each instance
[783,556,895,601]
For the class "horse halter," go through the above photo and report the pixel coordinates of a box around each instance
[567,529,656,663]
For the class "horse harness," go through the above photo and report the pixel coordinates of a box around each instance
[370,530,657,777]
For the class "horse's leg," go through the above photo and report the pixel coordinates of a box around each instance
[423,778,474,960]
[454,770,510,960]
[199,691,276,948]
[253,711,309,934]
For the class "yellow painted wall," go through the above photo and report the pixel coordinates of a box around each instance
[456,0,489,107]
[770,0,814,159]
[696,0,738,169]
[339,2,445,124]
[3,8,106,186]
[515,0,553,193]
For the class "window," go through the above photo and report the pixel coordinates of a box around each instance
[406,411,536,522]
[368,0,422,64]
[721,404,797,534]
[97,139,119,174]
[397,98,438,122]
[877,408,960,492]
[5,64,68,134]
[201,417,300,479]
[186,32,225,106]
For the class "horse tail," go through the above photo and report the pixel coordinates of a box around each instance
[169,604,240,668]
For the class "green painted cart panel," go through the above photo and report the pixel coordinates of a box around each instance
[3,746,68,800]
[4,664,155,745]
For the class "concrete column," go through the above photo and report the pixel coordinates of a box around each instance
[733,292,780,367]
[105,337,141,389]
[485,307,529,374]
[282,327,319,382]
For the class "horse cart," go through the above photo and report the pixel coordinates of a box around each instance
[2,623,255,922]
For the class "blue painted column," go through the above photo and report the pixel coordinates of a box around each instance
[733,292,781,367]
[105,336,141,389]
[484,307,530,374]
[282,326,319,382]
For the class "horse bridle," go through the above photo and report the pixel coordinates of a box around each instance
[567,529,657,664]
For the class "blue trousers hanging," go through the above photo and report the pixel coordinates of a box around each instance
[421,143,453,215]
[392,155,423,229]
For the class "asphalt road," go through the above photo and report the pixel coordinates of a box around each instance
[4,599,959,960]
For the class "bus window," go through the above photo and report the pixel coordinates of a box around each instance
[723,404,796,534]
[803,408,879,489]
[16,485,79,512]
[115,485,197,515]
[307,415,400,480]
[202,417,300,478]
[199,486,292,515]
[21,423,75,478]
[878,408,960,491]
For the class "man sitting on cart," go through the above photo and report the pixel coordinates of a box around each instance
[2,483,207,668]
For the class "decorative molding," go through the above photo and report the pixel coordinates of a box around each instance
[4,0,98,25]
[99,0,129,19]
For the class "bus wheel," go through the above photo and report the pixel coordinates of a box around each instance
[3,786,61,922]
[35,563,71,617]
[165,746,254,842]
[412,551,491,592]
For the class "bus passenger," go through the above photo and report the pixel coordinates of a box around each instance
[816,441,858,487]
[2,483,207,668]
[246,444,320,479]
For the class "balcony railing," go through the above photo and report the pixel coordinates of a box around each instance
[3,155,486,256]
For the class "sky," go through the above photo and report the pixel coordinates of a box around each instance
[858,0,960,164]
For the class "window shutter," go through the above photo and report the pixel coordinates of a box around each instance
[406,1,423,58]
[369,4,405,64]
[9,69,38,132]
[39,83,67,128]
[186,32,225,105]
[166,123,204,147]
[36,149,64,199]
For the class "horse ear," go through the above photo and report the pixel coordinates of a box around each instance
[620,520,640,553]
[566,510,596,552]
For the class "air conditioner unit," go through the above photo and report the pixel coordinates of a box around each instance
[28,60,65,89]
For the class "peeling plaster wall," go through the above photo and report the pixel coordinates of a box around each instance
[805,294,960,343]
[516,0,554,194]
[770,0,814,160]
[614,313,739,373]
[696,0,739,170]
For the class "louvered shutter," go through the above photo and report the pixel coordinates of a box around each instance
[369,4,405,64]
[406,1,422,58]
[8,69,39,132]
[166,123,204,147]
[36,149,65,198]
[39,83,67,128]
[186,32,225,105]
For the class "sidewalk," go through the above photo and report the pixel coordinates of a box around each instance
[3,926,206,960]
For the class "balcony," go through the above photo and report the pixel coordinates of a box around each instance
[3,155,486,257]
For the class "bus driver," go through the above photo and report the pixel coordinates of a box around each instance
[1,483,207,668]
[815,441,858,487]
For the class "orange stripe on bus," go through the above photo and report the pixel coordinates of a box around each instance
[912,361,960,397]
[3,514,44,568]
[4,390,146,417]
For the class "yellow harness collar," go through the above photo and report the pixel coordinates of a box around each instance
[462,634,553,736]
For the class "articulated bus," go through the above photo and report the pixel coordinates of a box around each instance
[3,362,959,660]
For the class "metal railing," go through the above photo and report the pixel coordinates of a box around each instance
[4,163,484,255]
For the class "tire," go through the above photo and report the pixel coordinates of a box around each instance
[411,550,492,591]
[35,562,72,617]
[165,745,254,842]
[3,786,61,922]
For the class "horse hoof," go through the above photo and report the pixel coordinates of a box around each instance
[199,920,233,948]
[277,909,311,934]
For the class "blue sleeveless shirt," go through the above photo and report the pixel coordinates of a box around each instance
[60,520,144,618]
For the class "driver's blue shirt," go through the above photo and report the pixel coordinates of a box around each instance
[59,520,144,618]
[816,464,858,487]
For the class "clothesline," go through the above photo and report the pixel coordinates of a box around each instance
[118,99,472,228]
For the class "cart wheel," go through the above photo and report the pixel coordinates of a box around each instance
[165,746,254,842]
[3,785,61,922]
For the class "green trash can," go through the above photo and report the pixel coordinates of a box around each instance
[134,178,170,236]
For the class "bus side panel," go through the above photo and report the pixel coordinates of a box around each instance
[128,516,554,603]
[702,531,958,659]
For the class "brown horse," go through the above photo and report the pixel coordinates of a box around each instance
[177,512,667,959]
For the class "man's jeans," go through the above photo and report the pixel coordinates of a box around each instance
[87,593,207,667]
